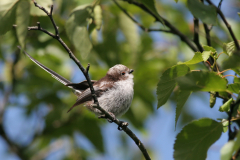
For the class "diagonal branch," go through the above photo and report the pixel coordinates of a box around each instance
[122,0,198,52]
[112,0,172,33]
[27,1,151,160]
[193,17,203,52]
[206,0,240,51]
[203,23,211,46]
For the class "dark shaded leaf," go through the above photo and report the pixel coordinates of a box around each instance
[187,0,217,25]
[227,83,240,93]
[175,90,191,128]
[137,0,164,24]
[157,64,190,108]
[16,0,30,48]
[174,118,222,160]
[223,54,240,69]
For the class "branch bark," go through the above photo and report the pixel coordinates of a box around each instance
[27,1,151,160]
[122,0,198,52]
[206,0,240,51]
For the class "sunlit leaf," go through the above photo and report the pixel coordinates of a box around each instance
[187,0,217,25]
[202,51,211,62]
[202,45,216,53]
[219,98,233,112]
[220,131,240,160]
[30,0,52,16]
[119,12,140,53]
[157,64,190,108]
[93,5,102,30]
[177,71,227,91]
[66,4,93,58]
[16,0,30,48]
[222,119,229,133]
[174,118,222,160]
[175,90,191,128]
[0,0,19,35]
[179,52,203,65]
[223,41,240,56]
[209,92,216,108]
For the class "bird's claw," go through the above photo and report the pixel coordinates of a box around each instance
[118,121,129,131]
[98,112,116,123]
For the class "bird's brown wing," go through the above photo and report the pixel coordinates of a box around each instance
[67,82,114,113]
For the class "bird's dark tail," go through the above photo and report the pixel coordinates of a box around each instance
[18,46,72,86]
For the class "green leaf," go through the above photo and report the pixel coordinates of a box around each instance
[119,12,140,53]
[16,0,30,48]
[66,4,93,58]
[227,83,240,93]
[93,5,102,30]
[177,71,227,91]
[30,0,52,16]
[202,45,216,53]
[223,54,240,69]
[136,0,164,24]
[222,119,229,133]
[157,64,190,108]
[175,0,178,2]
[220,131,240,160]
[187,0,217,25]
[219,98,233,112]
[209,92,216,108]
[174,118,222,160]
[0,0,19,35]
[223,41,240,56]
[180,52,203,65]
[202,51,211,62]
[175,90,191,128]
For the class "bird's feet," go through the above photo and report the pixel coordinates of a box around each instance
[118,121,129,131]
[98,112,116,123]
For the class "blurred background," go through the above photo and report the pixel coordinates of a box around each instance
[0,0,239,159]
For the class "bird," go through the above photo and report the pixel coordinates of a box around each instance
[20,48,134,118]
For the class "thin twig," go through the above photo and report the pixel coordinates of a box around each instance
[228,100,240,141]
[28,1,151,160]
[206,0,240,51]
[203,24,211,46]
[193,17,203,52]
[122,0,198,52]
[112,0,171,33]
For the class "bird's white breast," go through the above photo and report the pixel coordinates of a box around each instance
[98,77,134,117]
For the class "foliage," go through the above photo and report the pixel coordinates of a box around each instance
[1,0,240,160]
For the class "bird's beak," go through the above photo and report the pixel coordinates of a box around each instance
[129,69,134,74]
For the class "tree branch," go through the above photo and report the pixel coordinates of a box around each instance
[27,1,151,160]
[112,0,171,33]
[203,23,211,46]
[193,17,203,52]
[206,0,240,51]
[122,0,198,52]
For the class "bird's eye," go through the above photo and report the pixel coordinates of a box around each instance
[121,72,125,75]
